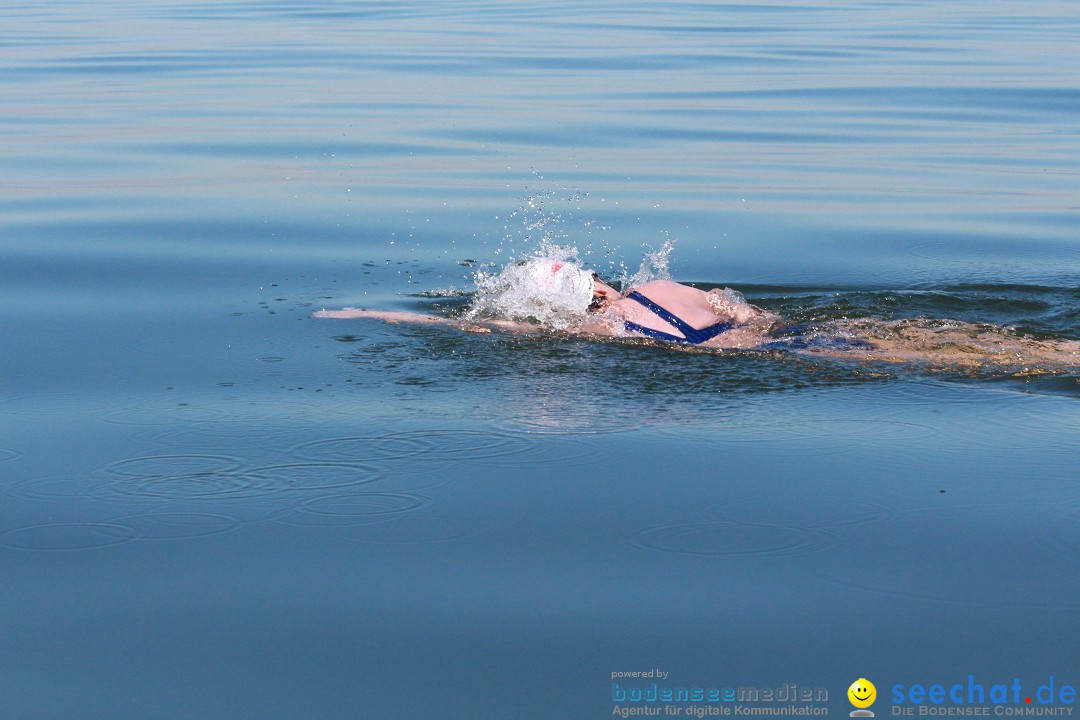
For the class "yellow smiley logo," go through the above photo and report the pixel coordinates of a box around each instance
[848,678,877,709]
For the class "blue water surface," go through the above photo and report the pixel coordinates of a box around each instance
[2,1,1079,718]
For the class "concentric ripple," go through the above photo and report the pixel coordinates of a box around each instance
[135,423,317,451]
[103,454,244,479]
[299,492,429,516]
[333,514,486,544]
[102,512,241,540]
[0,392,118,419]
[102,470,278,501]
[101,403,229,426]
[246,462,382,491]
[293,433,429,462]
[99,454,286,500]
[0,522,137,551]
[627,520,833,559]
[701,498,895,530]
[293,429,589,466]
[3,474,115,502]
[271,492,431,527]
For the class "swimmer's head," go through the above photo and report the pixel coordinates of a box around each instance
[589,274,622,310]
[520,258,596,314]
[468,254,628,328]
[467,256,597,330]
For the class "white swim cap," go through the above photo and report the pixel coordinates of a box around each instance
[522,258,595,313]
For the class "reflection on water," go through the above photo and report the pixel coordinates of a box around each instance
[4,0,1080,716]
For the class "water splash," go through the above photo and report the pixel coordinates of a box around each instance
[464,236,681,332]
[466,181,679,330]
[494,177,591,259]
[468,182,597,329]
[465,243,589,330]
[621,235,675,289]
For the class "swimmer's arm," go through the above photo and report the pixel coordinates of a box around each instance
[313,308,453,323]
[312,308,538,334]
[573,316,620,337]
[570,315,622,338]
[704,288,776,324]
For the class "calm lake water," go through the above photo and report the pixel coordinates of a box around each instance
[2,1,1079,718]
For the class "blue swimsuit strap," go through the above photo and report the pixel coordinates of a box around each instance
[623,291,735,344]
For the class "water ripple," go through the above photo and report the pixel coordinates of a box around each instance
[1,522,137,551]
[292,428,592,465]
[627,520,833,559]
[700,498,894,530]
[102,470,280,501]
[246,462,382,491]
[0,392,118,419]
[333,514,487,544]
[3,474,116,503]
[102,403,229,426]
[102,511,241,540]
[270,492,431,527]
[103,453,244,479]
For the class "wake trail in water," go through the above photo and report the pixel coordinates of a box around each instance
[797,318,1080,375]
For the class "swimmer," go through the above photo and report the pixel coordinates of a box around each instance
[314,258,778,349]
[313,257,1080,371]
